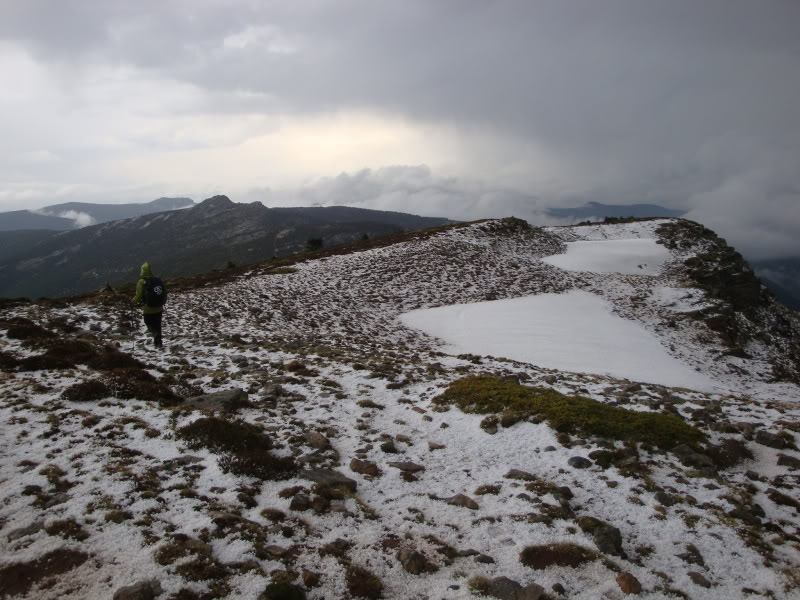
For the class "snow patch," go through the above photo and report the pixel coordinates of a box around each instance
[400,290,718,391]
[543,239,670,275]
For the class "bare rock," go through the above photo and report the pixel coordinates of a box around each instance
[593,526,624,557]
[112,580,163,600]
[505,469,537,481]
[777,453,800,469]
[301,469,357,492]
[485,577,545,600]
[616,572,642,595]
[350,458,381,477]
[305,432,330,450]
[397,548,437,574]
[755,430,785,449]
[444,494,479,510]
[428,441,446,450]
[687,571,712,588]
[6,520,44,542]
[380,440,399,453]
[388,461,425,473]
[186,388,249,411]
[567,456,592,469]
[289,493,311,511]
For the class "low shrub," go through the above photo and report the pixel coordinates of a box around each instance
[61,380,111,402]
[218,452,297,481]
[706,438,753,469]
[260,581,306,600]
[177,417,273,454]
[104,368,178,403]
[345,565,383,599]
[17,354,75,371]
[6,322,55,340]
[0,350,19,370]
[434,375,705,450]
[86,350,145,370]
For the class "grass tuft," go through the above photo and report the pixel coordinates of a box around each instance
[434,375,705,449]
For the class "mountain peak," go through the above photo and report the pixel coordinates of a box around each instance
[198,195,233,208]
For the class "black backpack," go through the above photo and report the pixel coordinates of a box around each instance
[143,276,168,307]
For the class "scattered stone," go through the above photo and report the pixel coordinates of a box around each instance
[388,461,425,473]
[593,526,624,557]
[428,441,446,450]
[302,569,320,588]
[777,454,800,469]
[113,580,163,600]
[543,446,557,452]
[301,469,357,493]
[445,494,479,510]
[397,548,437,574]
[687,572,712,588]
[551,583,566,596]
[567,456,592,469]
[380,440,399,453]
[401,472,419,482]
[654,491,677,507]
[755,430,785,449]
[6,520,44,542]
[485,577,544,600]
[396,434,413,443]
[475,484,501,495]
[350,458,380,477]
[475,554,495,564]
[505,469,537,481]
[289,493,311,511]
[186,388,249,411]
[616,572,642,594]
[305,432,330,449]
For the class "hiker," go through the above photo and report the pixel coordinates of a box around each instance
[131,262,167,347]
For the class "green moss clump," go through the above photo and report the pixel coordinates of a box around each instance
[433,376,705,450]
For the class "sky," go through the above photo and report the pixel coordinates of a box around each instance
[0,0,798,260]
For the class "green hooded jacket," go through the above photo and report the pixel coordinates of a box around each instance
[131,262,164,314]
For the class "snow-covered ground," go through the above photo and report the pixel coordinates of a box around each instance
[542,239,670,275]
[1,218,799,600]
[400,291,718,391]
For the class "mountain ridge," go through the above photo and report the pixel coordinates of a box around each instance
[1,216,799,599]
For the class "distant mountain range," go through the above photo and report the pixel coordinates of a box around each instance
[0,197,194,231]
[0,196,452,298]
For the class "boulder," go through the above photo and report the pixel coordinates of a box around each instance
[445,494,480,510]
[397,548,436,574]
[350,458,380,477]
[778,454,800,469]
[616,572,641,595]
[755,431,786,449]
[485,577,545,600]
[304,432,330,450]
[687,572,712,588]
[112,580,163,600]
[387,461,425,473]
[567,456,592,469]
[505,469,537,481]
[186,388,249,411]
[301,469,358,492]
[593,526,624,557]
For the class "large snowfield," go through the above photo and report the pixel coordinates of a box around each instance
[1,218,799,600]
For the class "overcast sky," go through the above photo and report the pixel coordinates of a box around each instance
[0,0,798,259]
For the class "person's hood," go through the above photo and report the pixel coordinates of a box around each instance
[140,262,153,278]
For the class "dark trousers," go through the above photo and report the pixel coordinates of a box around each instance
[143,312,163,347]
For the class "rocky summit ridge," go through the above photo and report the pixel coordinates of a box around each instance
[0,217,799,600]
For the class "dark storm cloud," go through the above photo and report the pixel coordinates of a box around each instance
[1,0,798,259]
